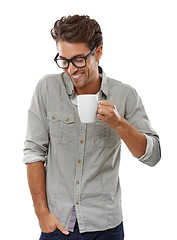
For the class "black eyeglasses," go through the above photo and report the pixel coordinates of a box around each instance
[54,47,97,69]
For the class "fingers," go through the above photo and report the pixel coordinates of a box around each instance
[97,107,111,116]
[97,101,121,127]
[97,101,115,117]
[56,221,69,235]
[39,212,70,235]
[99,100,113,106]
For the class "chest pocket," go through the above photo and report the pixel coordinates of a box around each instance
[48,112,75,144]
[94,119,121,148]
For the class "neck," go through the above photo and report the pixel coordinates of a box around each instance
[75,75,101,95]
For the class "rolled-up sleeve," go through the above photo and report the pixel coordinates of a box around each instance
[125,88,161,166]
[23,78,49,164]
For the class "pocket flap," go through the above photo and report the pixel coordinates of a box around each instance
[47,111,75,124]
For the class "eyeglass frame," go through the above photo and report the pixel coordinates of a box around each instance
[54,46,97,69]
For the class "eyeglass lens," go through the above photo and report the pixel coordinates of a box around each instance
[57,57,86,69]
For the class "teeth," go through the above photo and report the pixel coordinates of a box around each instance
[72,74,82,79]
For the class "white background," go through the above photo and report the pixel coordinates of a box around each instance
[0,0,177,239]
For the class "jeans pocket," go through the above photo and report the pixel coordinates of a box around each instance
[40,228,59,240]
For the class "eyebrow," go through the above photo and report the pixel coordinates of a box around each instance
[59,53,85,59]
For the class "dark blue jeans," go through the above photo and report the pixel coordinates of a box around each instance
[40,221,124,240]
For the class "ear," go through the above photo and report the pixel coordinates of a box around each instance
[95,45,103,62]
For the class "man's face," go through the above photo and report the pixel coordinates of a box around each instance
[57,41,102,93]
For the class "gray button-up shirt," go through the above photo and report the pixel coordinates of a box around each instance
[23,67,161,233]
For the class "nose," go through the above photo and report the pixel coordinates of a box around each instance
[67,61,78,75]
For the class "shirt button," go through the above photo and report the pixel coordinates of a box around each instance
[80,140,84,144]
[76,181,79,185]
[66,118,70,122]
[78,160,81,163]
[51,116,55,120]
[76,201,79,205]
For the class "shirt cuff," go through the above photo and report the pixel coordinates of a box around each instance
[23,154,47,164]
[138,134,153,161]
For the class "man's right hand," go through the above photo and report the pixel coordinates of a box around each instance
[27,162,69,235]
[38,212,69,235]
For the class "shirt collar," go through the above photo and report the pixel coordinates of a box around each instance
[62,72,75,96]
[98,66,109,98]
[62,66,109,98]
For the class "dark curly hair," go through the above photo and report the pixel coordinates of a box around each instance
[51,15,103,49]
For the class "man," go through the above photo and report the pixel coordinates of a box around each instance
[23,15,161,240]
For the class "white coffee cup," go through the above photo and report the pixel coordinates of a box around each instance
[77,94,99,123]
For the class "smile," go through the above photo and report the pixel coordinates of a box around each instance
[71,73,84,81]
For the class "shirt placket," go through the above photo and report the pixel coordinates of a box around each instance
[74,123,87,231]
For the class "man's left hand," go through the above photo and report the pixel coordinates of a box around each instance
[97,100,121,129]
